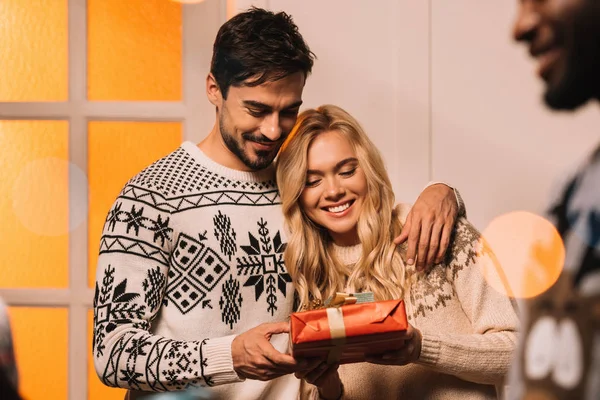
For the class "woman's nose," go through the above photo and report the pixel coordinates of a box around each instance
[324,178,345,199]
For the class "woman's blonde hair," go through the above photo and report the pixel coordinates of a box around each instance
[276,105,409,310]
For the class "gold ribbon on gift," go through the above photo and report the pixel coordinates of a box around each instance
[301,292,375,364]
[325,307,346,364]
[322,292,375,363]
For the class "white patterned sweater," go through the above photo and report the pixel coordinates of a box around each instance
[93,142,300,400]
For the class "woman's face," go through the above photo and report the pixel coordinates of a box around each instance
[299,130,368,246]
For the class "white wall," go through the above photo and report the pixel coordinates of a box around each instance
[233,0,599,230]
[431,1,598,229]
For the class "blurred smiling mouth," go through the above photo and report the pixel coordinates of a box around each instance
[531,46,562,80]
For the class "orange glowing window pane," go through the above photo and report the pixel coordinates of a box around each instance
[10,307,68,400]
[0,121,69,288]
[87,0,182,101]
[88,121,182,287]
[88,310,126,400]
[0,0,68,101]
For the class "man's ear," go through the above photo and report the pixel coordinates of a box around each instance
[206,73,222,107]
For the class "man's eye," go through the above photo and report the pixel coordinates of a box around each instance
[248,109,267,117]
[281,109,299,117]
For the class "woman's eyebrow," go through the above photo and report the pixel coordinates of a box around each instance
[306,157,358,175]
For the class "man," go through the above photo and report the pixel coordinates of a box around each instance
[509,1,600,398]
[93,8,462,400]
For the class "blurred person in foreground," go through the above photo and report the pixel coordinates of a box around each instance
[507,0,600,398]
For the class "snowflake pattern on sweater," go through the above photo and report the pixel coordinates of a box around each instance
[92,142,294,393]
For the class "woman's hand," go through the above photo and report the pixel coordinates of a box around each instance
[366,324,423,366]
[295,360,343,400]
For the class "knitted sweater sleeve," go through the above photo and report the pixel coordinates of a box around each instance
[416,218,519,385]
[92,183,242,392]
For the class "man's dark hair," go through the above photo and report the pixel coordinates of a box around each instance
[210,7,315,98]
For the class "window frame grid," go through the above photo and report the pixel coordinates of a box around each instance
[0,0,227,397]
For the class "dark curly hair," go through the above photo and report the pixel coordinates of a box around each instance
[210,7,315,98]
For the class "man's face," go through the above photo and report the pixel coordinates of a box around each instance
[513,0,600,110]
[213,72,305,171]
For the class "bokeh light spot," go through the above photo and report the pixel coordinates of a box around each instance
[12,157,88,237]
[480,211,565,299]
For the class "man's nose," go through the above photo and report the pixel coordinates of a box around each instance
[513,2,540,43]
[261,113,283,141]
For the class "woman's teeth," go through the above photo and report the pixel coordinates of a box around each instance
[327,202,350,213]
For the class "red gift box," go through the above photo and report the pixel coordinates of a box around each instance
[290,299,408,364]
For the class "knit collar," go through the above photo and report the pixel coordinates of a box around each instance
[332,242,362,266]
[181,141,276,183]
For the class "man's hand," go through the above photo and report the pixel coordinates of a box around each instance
[394,183,458,271]
[365,324,422,366]
[231,322,303,381]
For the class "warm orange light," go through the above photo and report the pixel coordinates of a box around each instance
[12,158,88,237]
[87,121,182,287]
[0,0,68,101]
[11,307,68,400]
[0,120,69,288]
[479,211,565,299]
[87,0,182,101]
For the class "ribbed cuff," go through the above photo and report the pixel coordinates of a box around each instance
[424,181,466,218]
[453,187,466,218]
[416,332,440,367]
[202,335,245,386]
[423,181,449,191]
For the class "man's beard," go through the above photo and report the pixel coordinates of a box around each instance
[544,56,599,111]
[544,15,600,110]
[219,114,278,171]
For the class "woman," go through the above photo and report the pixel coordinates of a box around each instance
[276,105,518,400]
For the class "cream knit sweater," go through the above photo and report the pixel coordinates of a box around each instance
[304,205,519,400]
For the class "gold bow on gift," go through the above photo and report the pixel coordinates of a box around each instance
[326,292,358,307]
[305,292,374,311]
[306,292,374,310]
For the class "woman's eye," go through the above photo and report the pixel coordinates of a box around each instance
[340,168,357,177]
[305,179,320,187]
